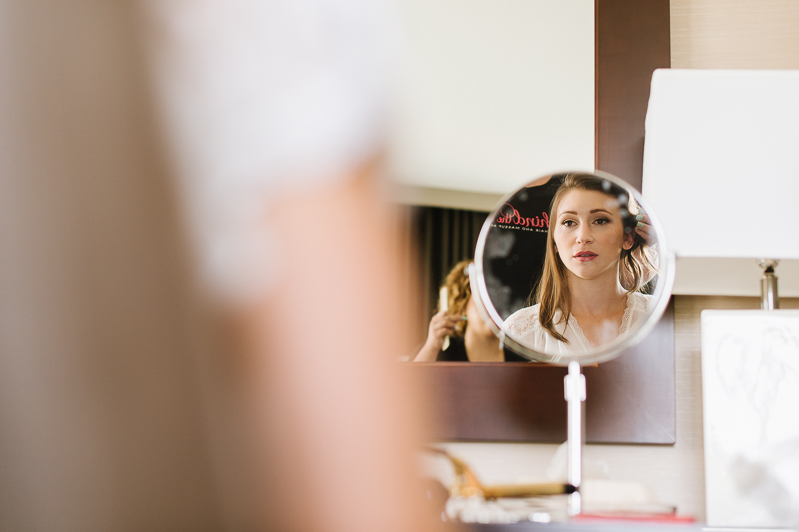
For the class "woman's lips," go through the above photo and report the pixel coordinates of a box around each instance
[574,251,597,262]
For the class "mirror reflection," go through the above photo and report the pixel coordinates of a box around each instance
[476,171,667,363]
[413,260,527,362]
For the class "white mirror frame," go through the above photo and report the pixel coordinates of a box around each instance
[470,170,675,366]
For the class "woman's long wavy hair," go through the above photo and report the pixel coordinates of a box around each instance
[437,260,472,337]
[533,174,656,343]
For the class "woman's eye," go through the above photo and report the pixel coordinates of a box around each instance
[561,219,576,227]
[593,217,611,225]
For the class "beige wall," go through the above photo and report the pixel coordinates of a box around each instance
[671,0,799,69]
[433,1,799,521]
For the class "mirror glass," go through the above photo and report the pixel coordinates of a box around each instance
[471,171,674,365]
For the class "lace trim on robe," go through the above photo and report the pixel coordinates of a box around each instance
[619,293,634,336]
[566,315,592,351]
[504,292,649,348]
[505,309,537,338]
[619,292,649,336]
[561,292,645,349]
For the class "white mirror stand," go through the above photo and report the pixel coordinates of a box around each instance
[565,360,586,516]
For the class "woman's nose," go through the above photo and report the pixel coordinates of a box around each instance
[575,225,593,243]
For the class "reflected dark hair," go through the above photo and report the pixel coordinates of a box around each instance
[533,174,656,343]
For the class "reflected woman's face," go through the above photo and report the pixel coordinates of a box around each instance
[553,189,633,281]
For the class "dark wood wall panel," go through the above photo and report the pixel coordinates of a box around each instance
[420,302,675,444]
[595,0,671,190]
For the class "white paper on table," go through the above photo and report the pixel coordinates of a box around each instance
[701,310,799,528]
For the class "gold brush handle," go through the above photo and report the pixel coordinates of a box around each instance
[426,446,575,499]
[481,483,576,499]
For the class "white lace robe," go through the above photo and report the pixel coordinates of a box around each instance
[503,292,652,357]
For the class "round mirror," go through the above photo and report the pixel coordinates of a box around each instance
[471,171,674,365]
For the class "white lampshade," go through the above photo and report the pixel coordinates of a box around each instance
[642,69,799,261]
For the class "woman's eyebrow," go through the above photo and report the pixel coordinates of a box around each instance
[559,208,613,216]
